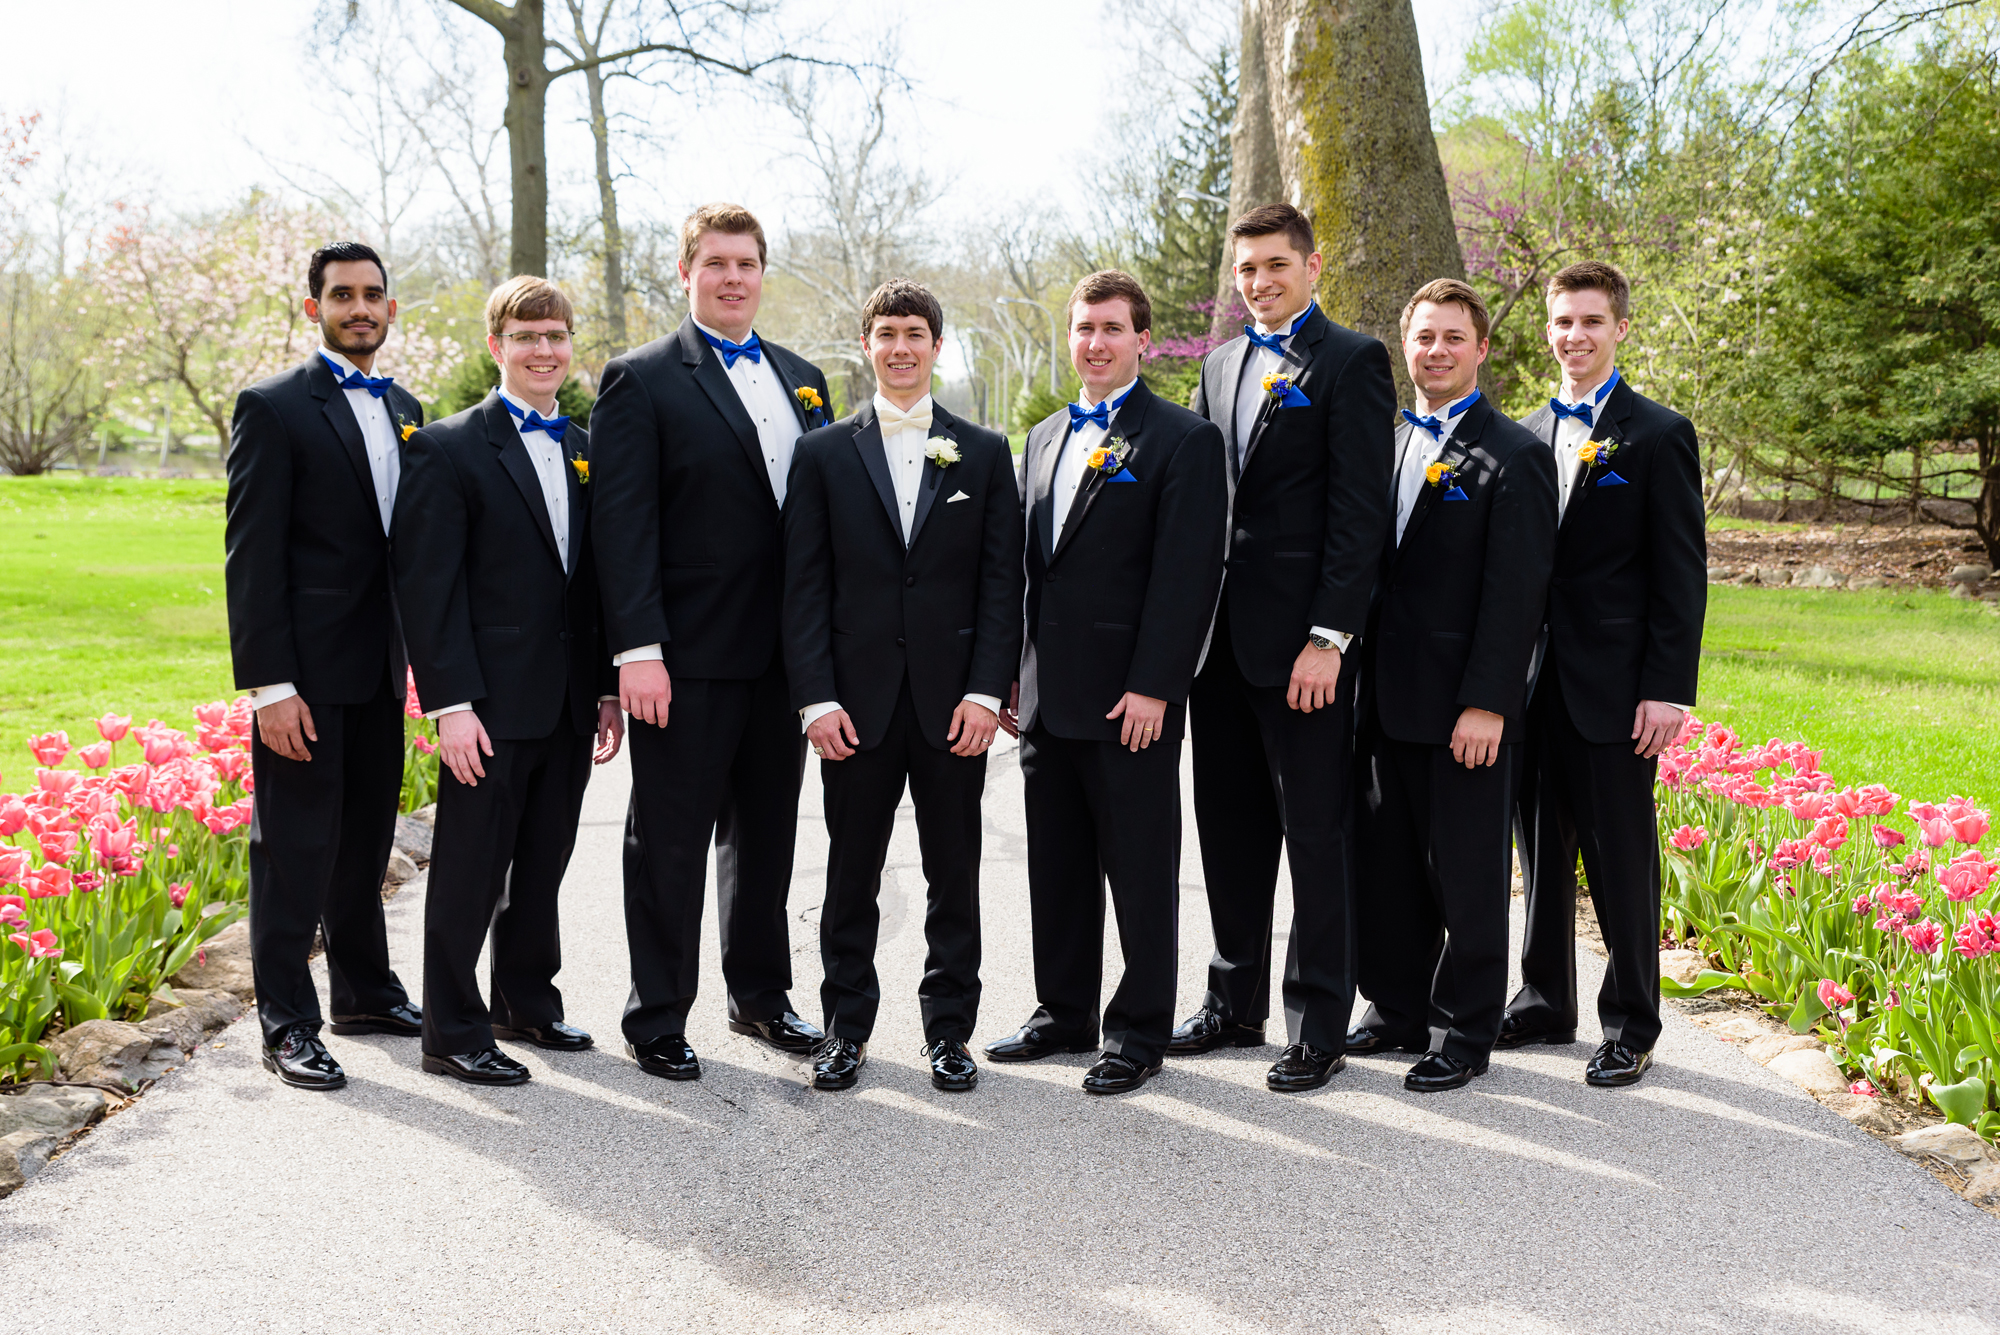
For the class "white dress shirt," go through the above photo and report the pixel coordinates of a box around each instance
[1052,377,1137,549]
[1394,391,1478,545]
[612,319,804,669]
[248,348,402,712]
[1550,370,1617,520]
[800,392,1000,732]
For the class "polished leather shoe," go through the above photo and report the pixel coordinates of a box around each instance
[1266,1043,1346,1092]
[493,1020,593,1051]
[1082,1052,1161,1095]
[924,1037,978,1092]
[1404,1050,1486,1092]
[328,1002,423,1036]
[1491,1011,1576,1050]
[422,1047,530,1085]
[728,1010,823,1054]
[1585,1040,1654,1087]
[1167,1007,1265,1055]
[983,1024,1096,1063]
[261,1025,346,1091]
[626,1034,701,1081]
[810,1036,867,1090]
[1343,1024,1427,1055]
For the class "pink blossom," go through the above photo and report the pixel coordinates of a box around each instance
[1809,814,1849,851]
[75,741,112,769]
[25,866,70,898]
[192,701,228,727]
[404,667,425,721]
[140,730,180,766]
[168,881,190,908]
[1902,920,1945,955]
[413,735,437,755]
[1945,800,1991,846]
[1851,784,1902,817]
[1817,979,1854,1009]
[1895,851,1933,880]
[8,928,60,959]
[1938,851,1999,902]
[1786,791,1834,821]
[1669,825,1707,851]
[27,731,69,766]
[1872,824,1906,849]
[1919,816,1955,848]
[35,768,80,798]
[36,830,77,864]
[94,713,131,743]
[1769,839,1814,871]
[0,796,24,837]
[1850,1080,1878,1097]
[1954,912,2000,959]
[0,903,21,927]
[1852,893,1875,915]
[1909,800,1945,823]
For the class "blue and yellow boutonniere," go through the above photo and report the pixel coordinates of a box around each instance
[1425,459,1469,502]
[1087,434,1136,482]
[1261,370,1311,409]
[1580,438,1628,487]
[570,454,589,485]
[795,385,826,427]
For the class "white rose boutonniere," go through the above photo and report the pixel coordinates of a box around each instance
[925,437,961,467]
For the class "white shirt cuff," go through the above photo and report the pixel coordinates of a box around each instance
[597,695,619,705]
[963,693,1002,715]
[612,643,664,667]
[248,682,298,708]
[800,702,842,730]
[1662,702,1691,713]
[1310,627,1354,654]
[427,702,474,719]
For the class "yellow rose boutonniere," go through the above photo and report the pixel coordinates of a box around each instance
[795,386,822,411]
[396,414,417,442]
[1578,439,1619,466]
[571,454,589,485]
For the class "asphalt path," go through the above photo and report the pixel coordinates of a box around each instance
[6,743,1998,1333]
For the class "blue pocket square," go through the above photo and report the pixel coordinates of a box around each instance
[1443,486,1468,502]
[1104,469,1140,483]
[1597,471,1629,487]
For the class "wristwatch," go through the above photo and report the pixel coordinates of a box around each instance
[1309,632,1335,651]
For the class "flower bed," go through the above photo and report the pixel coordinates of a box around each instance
[0,676,441,1080]
[1658,718,2000,1135]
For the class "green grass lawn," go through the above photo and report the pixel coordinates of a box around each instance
[1,478,1995,808]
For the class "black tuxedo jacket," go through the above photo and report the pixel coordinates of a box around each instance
[1361,397,1557,746]
[589,316,831,678]
[1019,379,1228,743]
[1522,378,1706,744]
[390,394,614,741]
[1191,304,1396,684]
[225,355,425,704]
[781,401,1024,751]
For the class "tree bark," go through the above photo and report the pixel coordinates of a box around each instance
[581,54,628,353]
[1255,0,1463,403]
[502,0,551,279]
[1210,0,1286,344]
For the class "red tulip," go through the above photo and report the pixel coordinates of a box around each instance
[1817,979,1854,1009]
[1871,824,1906,849]
[95,713,131,743]
[27,732,69,767]
[8,928,60,959]
[1669,824,1707,851]
[1851,893,1874,915]
[1849,1080,1878,1097]
[168,881,190,908]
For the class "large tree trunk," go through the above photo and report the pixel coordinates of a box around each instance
[582,59,629,355]
[1209,0,1286,345]
[1255,0,1463,403]
[466,0,551,279]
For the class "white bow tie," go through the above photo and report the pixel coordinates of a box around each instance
[878,401,933,437]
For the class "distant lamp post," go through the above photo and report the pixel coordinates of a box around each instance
[998,297,1059,395]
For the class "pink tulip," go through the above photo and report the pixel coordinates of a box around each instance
[192,701,228,727]
[413,735,437,755]
[1853,784,1902,817]
[1903,920,1944,955]
[1786,791,1833,821]
[210,749,249,782]
[1955,912,2000,959]
[1938,851,1999,902]
[34,768,80,798]
[141,732,179,766]
[36,831,77,864]
[8,928,60,959]
[1809,814,1849,851]
[1872,824,1906,849]
[1769,839,1813,871]
[1669,825,1707,851]
[95,713,131,743]
[1908,800,1945,823]
[26,732,69,767]
[168,882,190,908]
[1852,893,1874,915]
[74,741,111,769]
[1919,816,1954,848]
[25,866,70,898]
[0,847,27,885]
[1850,1080,1878,1098]
[1949,807,1991,846]
[0,796,24,837]
[0,903,21,927]
[1817,978,1854,1009]
[1897,851,1933,880]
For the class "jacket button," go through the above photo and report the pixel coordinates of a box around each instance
[896,637,906,647]
[905,576,915,587]
[1234,529,1250,544]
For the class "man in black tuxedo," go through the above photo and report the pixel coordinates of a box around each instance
[986,270,1227,1096]
[225,241,424,1091]
[1179,203,1395,1093]
[591,204,833,1080]
[783,280,1023,1093]
[1501,260,1706,1087]
[1350,278,1557,1092]
[393,276,624,1086]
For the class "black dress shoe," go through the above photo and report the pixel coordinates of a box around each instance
[1343,1024,1427,1055]
[1491,1011,1576,1050]
[328,1002,423,1036]
[493,1020,594,1051]
[626,1035,701,1081]
[1404,1050,1486,1092]
[261,1025,347,1091]
[1266,1043,1346,1092]
[728,1010,823,1054]
[1167,1007,1265,1055]
[1082,1052,1161,1095]
[983,1025,1096,1063]
[810,1036,867,1090]
[1585,1040,1654,1087]
[422,1047,530,1085]
[924,1037,978,1092]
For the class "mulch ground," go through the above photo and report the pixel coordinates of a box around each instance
[1705,520,1993,586]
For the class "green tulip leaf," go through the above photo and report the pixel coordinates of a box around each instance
[1932,1075,1988,1127]
[1661,970,1746,998]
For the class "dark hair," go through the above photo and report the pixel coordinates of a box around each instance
[860,278,944,341]
[1065,270,1153,334]
[1400,278,1492,344]
[308,241,388,300]
[680,202,767,270]
[486,275,575,336]
[1547,259,1631,322]
[1228,203,1316,261]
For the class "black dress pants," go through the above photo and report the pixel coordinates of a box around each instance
[1509,670,1664,1050]
[1190,596,1359,1050]
[1019,724,1182,1067]
[621,655,806,1042]
[1353,724,1519,1068]
[422,725,594,1055]
[247,671,411,1045]
[817,680,985,1044]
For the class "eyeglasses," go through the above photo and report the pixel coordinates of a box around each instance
[502,331,572,348]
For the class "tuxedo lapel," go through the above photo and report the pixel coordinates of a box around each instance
[1397,399,1489,555]
[1029,420,1063,564]
[765,347,816,433]
[1574,379,1635,509]
[309,356,379,515]
[677,318,772,502]
[906,405,956,549]
[486,396,565,569]
[563,430,586,585]
[849,404,905,546]
[1240,306,1323,478]
[1051,381,1153,566]
[1215,337,1251,484]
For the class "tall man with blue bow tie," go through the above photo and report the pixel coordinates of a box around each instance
[985,270,1227,1095]
[393,277,625,1086]
[591,204,833,1080]
[1173,203,1396,1093]
[225,242,425,1090]
[1501,260,1706,1087]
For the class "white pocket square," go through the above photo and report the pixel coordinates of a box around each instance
[947,490,971,502]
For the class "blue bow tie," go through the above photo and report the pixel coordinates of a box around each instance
[1244,326,1287,355]
[1400,389,1480,441]
[323,354,394,398]
[1550,368,1619,428]
[502,396,570,444]
[701,329,762,368]
[1067,384,1136,435]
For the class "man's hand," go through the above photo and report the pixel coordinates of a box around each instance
[1106,692,1168,751]
[593,701,625,764]
[1450,707,1505,769]
[808,709,860,761]
[947,700,999,757]
[1287,642,1343,713]
[1632,700,1685,759]
[620,660,671,728]
[255,696,317,762]
[438,710,494,787]
[998,681,1021,738]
